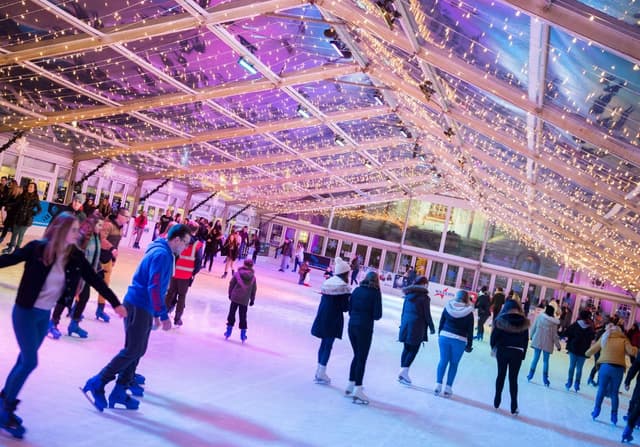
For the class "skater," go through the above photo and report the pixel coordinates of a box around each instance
[0,212,125,438]
[397,276,435,385]
[586,320,637,425]
[224,259,257,343]
[4,181,41,254]
[490,299,529,415]
[164,222,203,326]
[132,210,147,249]
[435,290,474,397]
[346,271,382,404]
[622,354,640,442]
[564,309,595,392]
[292,242,305,272]
[203,222,218,272]
[350,255,360,286]
[250,231,261,264]
[82,224,191,412]
[526,305,561,386]
[311,257,351,384]
[490,287,506,320]
[221,227,241,278]
[278,237,293,272]
[474,285,491,340]
[49,212,104,339]
[96,207,130,322]
[298,260,311,285]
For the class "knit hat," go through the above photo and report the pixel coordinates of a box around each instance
[73,193,85,203]
[333,257,350,275]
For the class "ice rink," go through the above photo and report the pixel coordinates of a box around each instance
[0,239,628,446]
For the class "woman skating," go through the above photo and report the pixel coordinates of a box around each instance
[490,299,530,415]
[345,271,382,404]
[526,305,561,386]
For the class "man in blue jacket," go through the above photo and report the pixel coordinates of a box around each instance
[82,224,192,411]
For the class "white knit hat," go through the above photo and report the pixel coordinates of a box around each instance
[334,257,350,275]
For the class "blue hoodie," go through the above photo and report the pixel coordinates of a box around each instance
[124,238,175,321]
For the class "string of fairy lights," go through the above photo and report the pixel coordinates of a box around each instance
[0,0,639,290]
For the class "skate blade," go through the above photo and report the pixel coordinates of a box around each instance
[79,386,104,412]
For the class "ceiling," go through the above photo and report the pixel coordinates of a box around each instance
[0,0,639,292]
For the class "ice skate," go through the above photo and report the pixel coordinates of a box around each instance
[397,367,411,386]
[108,384,140,410]
[68,320,88,338]
[352,387,370,405]
[0,403,25,439]
[95,304,110,323]
[240,329,247,343]
[434,383,442,396]
[443,385,452,398]
[81,376,107,412]
[314,365,331,385]
[344,381,355,397]
[224,325,232,339]
[48,321,62,340]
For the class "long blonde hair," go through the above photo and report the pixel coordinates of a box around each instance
[43,212,77,266]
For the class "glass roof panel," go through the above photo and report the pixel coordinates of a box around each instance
[577,0,640,27]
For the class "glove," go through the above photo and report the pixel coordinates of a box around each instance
[249,300,254,307]
[465,345,473,353]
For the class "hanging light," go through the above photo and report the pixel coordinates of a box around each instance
[297,105,311,119]
[334,135,346,146]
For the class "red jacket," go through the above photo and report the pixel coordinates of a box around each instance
[174,240,203,280]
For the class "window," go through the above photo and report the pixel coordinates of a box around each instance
[444,264,459,286]
[325,238,338,258]
[368,247,381,269]
[430,261,443,283]
[405,200,446,251]
[383,251,397,272]
[444,208,486,260]
[330,201,406,242]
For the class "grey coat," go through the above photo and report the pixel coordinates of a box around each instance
[228,266,257,306]
[530,313,561,353]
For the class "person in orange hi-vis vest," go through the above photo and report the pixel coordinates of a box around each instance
[164,221,203,326]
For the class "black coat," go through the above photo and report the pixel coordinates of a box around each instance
[0,239,121,309]
[311,276,350,339]
[564,321,595,357]
[14,192,41,227]
[398,284,435,346]
[491,292,506,316]
[490,310,530,360]
[475,292,491,317]
[348,285,382,331]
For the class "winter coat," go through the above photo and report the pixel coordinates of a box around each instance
[530,313,561,353]
[491,292,506,316]
[439,299,474,350]
[14,192,41,227]
[398,284,435,346]
[564,320,595,357]
[490,310,530,360]
[2,194,20,227]
[311,275,350,339]
[586,327,637,368]
[475,292,491,317]
[123,238,175,321]
[228,265,257,306]
[279,240,293,257]
[348,285,382,332]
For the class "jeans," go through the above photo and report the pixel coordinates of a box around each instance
[348,325,373,386]
[98,302,152,386]
[317,338,335,366]
[529,348,550,377]
[227,302,248,329]
[400,343,420,368]
[351,269,359,286]
[594,363,624,417]
[280,255,291,271]
[8,225,28,249]
[437,336,466,386]
[293,257,301,272]
[495,348,523,412]
[567,353,587,387]
[2,305,50,403]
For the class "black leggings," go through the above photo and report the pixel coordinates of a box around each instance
[348,325,373,386]
[203,251,215,271]
[495,347,523,412]
[401,343,420,368]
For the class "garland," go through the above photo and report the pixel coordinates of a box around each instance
[139,178,170,202]
[76,159,110,186]
[189,191,218,214]
[0,131,25,154]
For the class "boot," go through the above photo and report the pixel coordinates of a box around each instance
[526,369,534,382]
[0,399,25,439]
[0,392,21,425]
[95,303,110,323]
[48,320,62,340]
[82,376,107,412]
[344,381,355,397]
[565,379,572,391]
[134,373,146,385]
[352,386,370,405]
[574,381,580,392]
[108,384,140,410]
[398,367,412,385]
[68,320,88,338]
[127,381,144,397]
[314,365,331,385]
[591,407,600,421]
[224,325,233,339]
[443,385,453,398]
[434,383,442,396]
[623,425,634,443]
[543,373,550,387]
[240,329,247,343]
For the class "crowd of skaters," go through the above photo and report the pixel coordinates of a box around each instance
[0,200,638,444]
